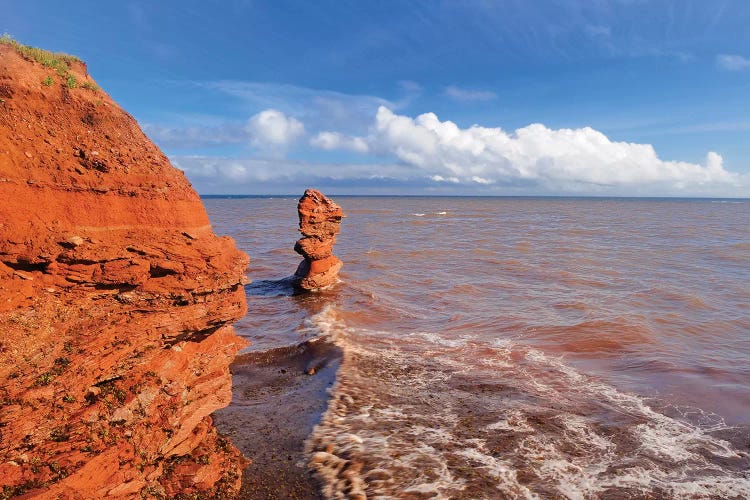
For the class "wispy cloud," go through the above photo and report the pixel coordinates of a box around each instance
[585,24,611,38]
[716,54,750,71]
[444,85,497,102]
[647,121,750,136]
[142,122,246,149]
[310,131,369,153]
[203,81,395,134]
[171,156,425,194]
[398,80,422,93]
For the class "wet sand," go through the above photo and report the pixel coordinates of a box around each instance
[214,339,341,499]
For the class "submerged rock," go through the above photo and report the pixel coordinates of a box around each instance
[293,189,345,290]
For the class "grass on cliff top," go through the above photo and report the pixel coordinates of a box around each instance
[1,34,99,91]
[1,33,81,70]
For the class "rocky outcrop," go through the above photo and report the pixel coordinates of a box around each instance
[293,189,345,290]
[0,41,248,497]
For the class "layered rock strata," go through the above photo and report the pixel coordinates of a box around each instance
[0,42,249,497]
[293,189,345,290]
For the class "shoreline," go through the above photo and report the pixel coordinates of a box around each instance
[214,338,342,498]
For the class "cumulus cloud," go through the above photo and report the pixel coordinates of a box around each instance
[716,54,750,71]
[171,108,747,197]
[310,131,369,153]
[307,107,742,195]
[444,85,497,102]
[370,107,738,192]
[247,109,305,149]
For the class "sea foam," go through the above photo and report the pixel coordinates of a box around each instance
[306,306,750,499]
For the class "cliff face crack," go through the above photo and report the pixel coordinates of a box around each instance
[93,283,137,292]
[1,259,50,272]
[162,325,223,347]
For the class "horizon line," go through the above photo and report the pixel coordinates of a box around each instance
[199,194,750,200]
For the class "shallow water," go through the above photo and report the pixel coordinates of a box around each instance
[205,196,750,498]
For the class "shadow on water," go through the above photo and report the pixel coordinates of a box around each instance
[245,277,297,297]
[214,280,344,499]
[246,276,343,300]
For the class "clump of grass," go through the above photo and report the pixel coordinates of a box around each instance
[1,34,85,90]
[65,74,77,89]
[50,426,71,442]
[2,479,47,499]
[0,33,80,68]
[32,357,71,387]
[34,372,55,387]
[41,75,53,87]
[80,81,98,91]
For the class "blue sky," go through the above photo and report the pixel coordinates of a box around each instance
[4,1,750,195]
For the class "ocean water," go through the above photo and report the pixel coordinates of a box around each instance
[205,196,750,499]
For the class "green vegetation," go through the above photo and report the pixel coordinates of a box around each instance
[2,479,46,499]
[1,34,86,91]
[50,426,71,442]
[32,357,71,387]
[81,81,99,92]
[0,33,80,67]
[65,74,77,89]
[54,357,71,368]
[34,372,54,387]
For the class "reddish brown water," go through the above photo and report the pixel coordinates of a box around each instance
[206,196,750,499]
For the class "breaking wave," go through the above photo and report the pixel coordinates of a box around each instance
[306,306,750,499]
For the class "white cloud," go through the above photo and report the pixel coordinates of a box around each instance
[143,122,246,148]
[246,109,305,148]
[444,85,497,102]
[310,131,369,153]
[399,80,422,93]
[171,155,427,194]
[171,108,748,197]
[301,107,744,194]
[471,176,493,184]
[370,107,739,193]
[431,175,460,183]
[716,54,750,71]
[206,81,395,134]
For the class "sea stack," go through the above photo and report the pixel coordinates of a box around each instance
[293,189,345,290]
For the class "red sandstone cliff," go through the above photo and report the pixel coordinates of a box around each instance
[0,41,249,497]
[293,190,345,290]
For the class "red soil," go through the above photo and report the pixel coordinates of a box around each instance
[0,44,249,497]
